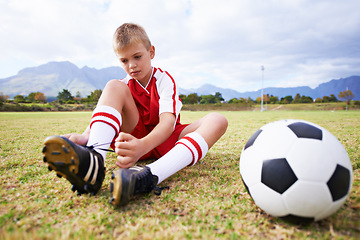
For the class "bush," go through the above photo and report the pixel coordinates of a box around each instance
[66,100,76,104]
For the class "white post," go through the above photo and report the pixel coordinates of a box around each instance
[261,65,265,112]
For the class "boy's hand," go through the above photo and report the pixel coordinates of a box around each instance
[114,132,145,168]
[62,133,88,146]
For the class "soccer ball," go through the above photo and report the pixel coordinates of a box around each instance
[239,119,353,222]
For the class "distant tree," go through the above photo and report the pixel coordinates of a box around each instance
[256,94,269,104]
[239,97,247,103]
[299,95,313,103]
[187,93,199,104]
[57,89,74,103]
[280,95,293,104]
[76,91,81,98]
[315,97,322,103]
[26,92,37,102]
[293,93,301,103]
[338,89,355,111]
[14,95,26,103]
[329,94,338,102]
[89,89,102,102]
[0,92,9,102]
[199,95,217,104]
[323,94,338,103]
[214,92,224,102]
[322,96,330,103]
[35,92,47,103]
[179,94,186,103]
[180,93,199,104]
[269,95,279,104]
[228,98,240,104]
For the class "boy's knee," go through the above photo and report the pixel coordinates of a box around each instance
[208,112,228,132]
[104,80,131,95]
[105,79,126,89]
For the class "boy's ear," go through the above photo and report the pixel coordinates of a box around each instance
[150,45,155,59]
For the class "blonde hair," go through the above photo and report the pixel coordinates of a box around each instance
[113,23,152,54]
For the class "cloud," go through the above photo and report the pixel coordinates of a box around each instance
[0,0,359,92]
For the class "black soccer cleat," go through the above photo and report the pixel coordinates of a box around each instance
[42,136,106,195]
[109,166,159,207]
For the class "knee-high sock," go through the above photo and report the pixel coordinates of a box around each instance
[86,105,122,162]
[147,132,208,184]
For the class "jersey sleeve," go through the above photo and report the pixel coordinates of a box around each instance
[154,69,183,118]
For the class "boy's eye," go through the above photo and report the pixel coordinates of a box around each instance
[121,59,128,63]
[135,55,141,59]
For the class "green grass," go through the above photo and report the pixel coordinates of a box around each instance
[0,111,359,239]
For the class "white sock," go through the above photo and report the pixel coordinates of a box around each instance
[86,105,122,162]
[147,132,208,184]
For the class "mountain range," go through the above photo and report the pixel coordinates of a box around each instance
[0,61,127,98]
[0,61,359,101]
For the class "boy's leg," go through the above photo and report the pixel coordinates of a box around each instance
[147,112,228,184]
[88,79,139,158]
[109,113,228,206]
[42,80,139,195]
[146,132,208,183]
[86,105,122,160]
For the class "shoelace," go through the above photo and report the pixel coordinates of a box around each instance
[87,142,115,152]
[133,168,170,196]
[88,142,170,195]
[153,186,169,195]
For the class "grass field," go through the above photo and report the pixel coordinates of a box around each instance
[0,110,359,239]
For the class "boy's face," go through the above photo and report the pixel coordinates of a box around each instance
[115,42,155,86]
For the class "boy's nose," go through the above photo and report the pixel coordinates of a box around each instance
[129,61,137,69]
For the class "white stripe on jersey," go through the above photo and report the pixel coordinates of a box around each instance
[155,68,182,117]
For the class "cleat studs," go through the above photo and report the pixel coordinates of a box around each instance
[77,191,82,196]
[72,169,75,173]
[84,184,91,192]
[42,146,47,153]
[71,159,75,165]
[110,182,114,193]
[48,166,53,171]
[54,162,65,166]
[62,146,69,153]
[56,173,62,178]
[91,192,96,196]
[109,197,114,204]
[43,157,47,163]
[51,151,61,155]
[71,185,76,192]
[111,173,115,180]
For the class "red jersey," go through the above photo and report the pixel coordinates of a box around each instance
[120,67,183,132]
[120,67,186,159]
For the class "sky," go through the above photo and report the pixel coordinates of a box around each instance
[0,0,359,92]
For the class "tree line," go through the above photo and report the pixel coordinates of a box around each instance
[0,89,103,104]
[0,89,356,107]
[180,89,355,105]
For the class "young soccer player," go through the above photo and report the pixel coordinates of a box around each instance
[42,23,228,207]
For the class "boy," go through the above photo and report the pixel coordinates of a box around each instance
[42,23,228,207]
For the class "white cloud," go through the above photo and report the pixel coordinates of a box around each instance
[0,0,359,93]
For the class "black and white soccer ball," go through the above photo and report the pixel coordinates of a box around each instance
[239,119,353,222]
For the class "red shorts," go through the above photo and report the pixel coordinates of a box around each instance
[131,117,189,160]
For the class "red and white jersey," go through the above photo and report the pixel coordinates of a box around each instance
[120,67,183,131]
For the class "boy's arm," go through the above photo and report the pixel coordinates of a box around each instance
[115,112,176,168]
